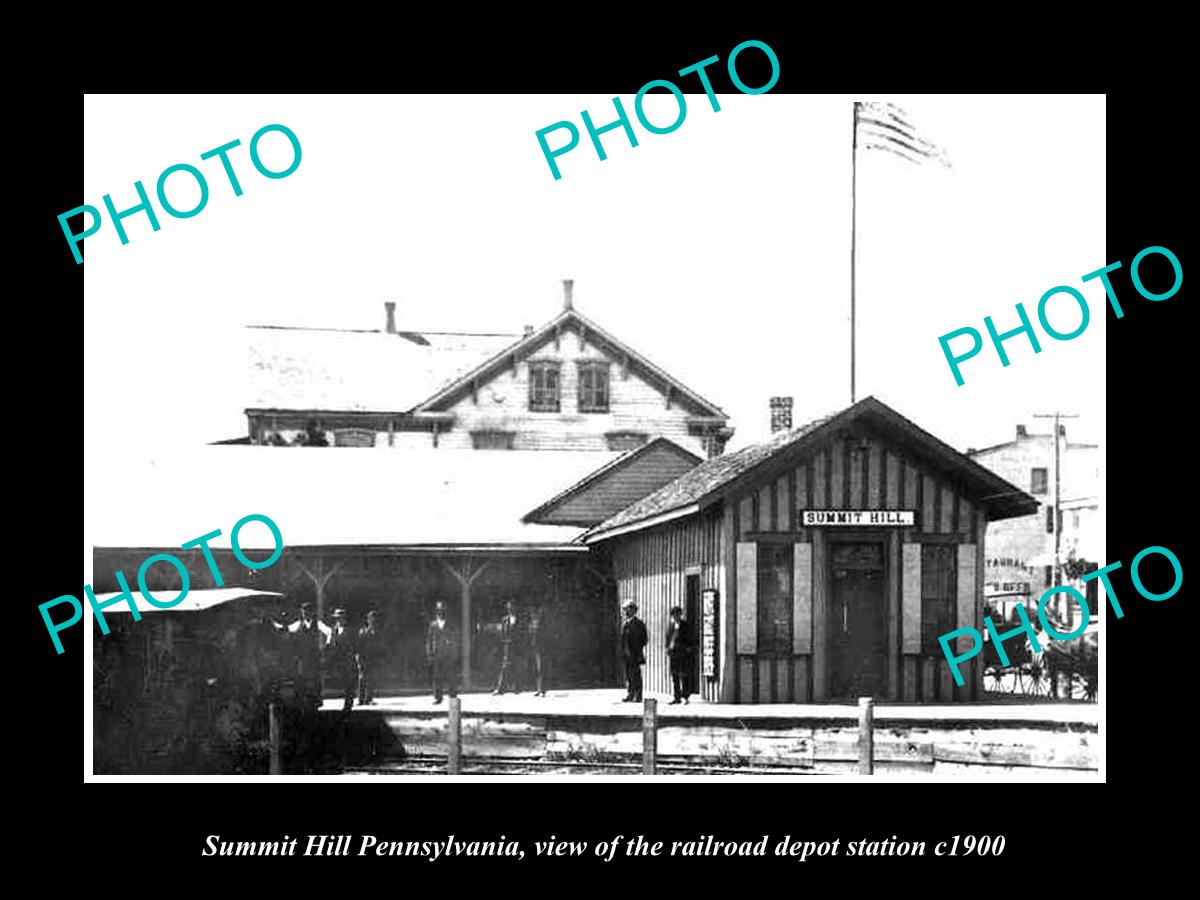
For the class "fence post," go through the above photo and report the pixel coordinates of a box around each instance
[447,696,462,775]
[643,698,658,775]
[268,702,282,775]
[858,696,874,775]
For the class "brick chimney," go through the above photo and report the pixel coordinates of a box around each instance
[770,396,793,433]
[1016,424,1027,438]
[384,301,397,334]
[562,279,574,311]
[523,325,534,337]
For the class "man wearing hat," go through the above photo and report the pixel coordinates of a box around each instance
[325,608,357,712]
[492,599,521,695]
[666,605,692,704]
[426,600,458,704]
[288,600,331,709]
[620,601,648,703]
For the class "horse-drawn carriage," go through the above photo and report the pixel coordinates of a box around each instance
[982,613,1098,701]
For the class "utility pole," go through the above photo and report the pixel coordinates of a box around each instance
[1032,412,1079,624]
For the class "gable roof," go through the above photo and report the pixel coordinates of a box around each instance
[246,325,518,413]
[245,306,729,424]
[92,446,627,551]
[584,397,1039,542]
[415,307,728,419]
[522,437,702,526]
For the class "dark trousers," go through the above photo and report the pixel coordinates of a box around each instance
[495,643,516,693]
[430,657,457,702]
[330,667,355,712]
[357,663,375,705]
[624,660,643,701]
[670,654,691,700]
[530,649,544,694]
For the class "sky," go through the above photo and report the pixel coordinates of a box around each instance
[82,93,1105,467]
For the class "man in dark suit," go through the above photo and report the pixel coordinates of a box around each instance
[425,601,458,704]
[492,599,520,695]
[666,605,692,705]
[621,601,648,703]
[325,608,357,712]
[356,609,383,706]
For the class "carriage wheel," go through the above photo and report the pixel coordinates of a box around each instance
[1024,660,1050,697]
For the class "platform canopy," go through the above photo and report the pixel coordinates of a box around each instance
[90,587,284,615]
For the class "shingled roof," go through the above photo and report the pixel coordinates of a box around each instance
[584,397,1039,541]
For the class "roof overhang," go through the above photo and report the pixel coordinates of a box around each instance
[92,587,284,615]
[583,504,700,544]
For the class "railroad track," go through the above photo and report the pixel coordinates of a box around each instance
[344,755,823,776]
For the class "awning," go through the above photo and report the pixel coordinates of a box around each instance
[90,587,284,615]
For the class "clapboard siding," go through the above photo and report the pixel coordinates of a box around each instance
[609,509,726,702]
[439,327,717,457]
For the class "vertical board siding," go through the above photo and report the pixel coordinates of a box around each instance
[758,485,773,532]
[738,496,754,540]
[868,443,884,508]
[813,450,827,508]
[887,530,901,700]
[902,543,922,654]
[811,529,829,701]
[922,474,937,533]
[610,511,727,703]
[793,543,813,655]
[957,543,978,699]
[830,440,845,509]
[776,476,790,532]
[849,444,864,508]
[940,485,956,534]
[886,452,900,509]
[736,542,757,653]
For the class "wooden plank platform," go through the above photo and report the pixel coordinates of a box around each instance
[321,689,1099,774]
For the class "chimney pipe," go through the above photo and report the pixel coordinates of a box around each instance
[1016,424,1027,438]
[562,279,574,311]
[769,396,794,434]
[384,301,397,334]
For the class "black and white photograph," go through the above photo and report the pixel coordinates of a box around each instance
[79,91,1109,780]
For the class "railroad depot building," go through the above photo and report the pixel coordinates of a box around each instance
[584,397,1038,704]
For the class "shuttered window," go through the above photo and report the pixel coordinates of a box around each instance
[921,544,956,654]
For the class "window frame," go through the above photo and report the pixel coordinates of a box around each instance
[1030,467,1048,495]
[576,360,611,413]
[920,543,957,656]
[527,360,561,412]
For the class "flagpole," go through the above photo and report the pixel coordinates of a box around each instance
[850,101,859,405]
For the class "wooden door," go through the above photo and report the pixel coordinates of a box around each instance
[830,541,886,699]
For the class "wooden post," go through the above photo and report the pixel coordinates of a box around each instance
[268,702,282,775]
[858,696,874,775]
[441,557,490,691]
[642,698,657,775]
[447,696,461,775]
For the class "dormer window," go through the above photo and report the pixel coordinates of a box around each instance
[529,361,560,412]
[577,361,610,413]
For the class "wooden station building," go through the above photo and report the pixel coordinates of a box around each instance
[583,397,1038,704]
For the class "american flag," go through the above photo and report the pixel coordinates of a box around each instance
[856,101,951,168]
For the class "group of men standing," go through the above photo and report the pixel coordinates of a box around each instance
[285,601,385,710]
[621,602,694,704]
